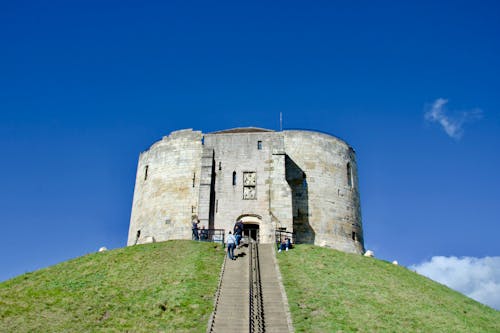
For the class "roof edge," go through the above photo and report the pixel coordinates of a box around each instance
[208,127,275,134]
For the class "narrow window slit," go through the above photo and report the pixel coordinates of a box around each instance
[347,162,353,188]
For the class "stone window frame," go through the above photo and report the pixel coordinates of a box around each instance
[346,162,353,188]
[242,171,257,200]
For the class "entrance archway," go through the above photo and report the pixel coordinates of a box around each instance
[236,214,262,243]
[243,223,259,242]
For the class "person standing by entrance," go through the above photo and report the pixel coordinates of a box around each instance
[234,220,243,247]
[226,231,237,260]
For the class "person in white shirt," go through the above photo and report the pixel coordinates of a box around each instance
[226,231,237,260]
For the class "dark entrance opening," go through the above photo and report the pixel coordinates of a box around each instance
[243,223,260,242]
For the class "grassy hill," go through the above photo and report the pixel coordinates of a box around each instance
[1,241,499,332]
[277,245,500,332]
[0,241,224,332]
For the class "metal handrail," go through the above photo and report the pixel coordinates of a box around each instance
[249,241,264,332]
[193,228,225,246]
[206,253,227,333]
[249,242,254,333]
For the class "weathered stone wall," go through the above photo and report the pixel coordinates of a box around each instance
[127,127,364,254]
[127,129,203,245]
[203,131,291,243]
[283,130,364,254]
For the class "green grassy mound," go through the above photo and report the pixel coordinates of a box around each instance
[2,242,499,332]
[0,240,224,332]
[277,245,500,333]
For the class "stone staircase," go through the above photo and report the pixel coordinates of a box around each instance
[258,243,291,332]
[208,242,292,333]
[208,244,250,332]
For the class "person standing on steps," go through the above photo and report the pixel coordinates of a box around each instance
[226,231,237,260]
[234,220,244,247]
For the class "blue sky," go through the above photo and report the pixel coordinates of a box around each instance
[1,0,499,308]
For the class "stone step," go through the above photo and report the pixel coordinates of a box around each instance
[209,243,291,333]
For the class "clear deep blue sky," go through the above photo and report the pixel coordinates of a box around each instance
[1,0,499,281]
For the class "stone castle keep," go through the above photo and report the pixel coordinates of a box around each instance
[127,127,364,254]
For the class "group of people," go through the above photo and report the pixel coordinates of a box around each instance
[226,220,244,260]
[278,237,293,252]
[191,219,208,241]
[194,217,293,258]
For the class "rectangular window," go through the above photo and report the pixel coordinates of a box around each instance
[257,141,262,150]
[144,165,149,181]
[347,163,353,188]
[243,172,257,199]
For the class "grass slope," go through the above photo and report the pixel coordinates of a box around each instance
[277,245,500,333]
[0,241,224,332]
[2,242,499,333]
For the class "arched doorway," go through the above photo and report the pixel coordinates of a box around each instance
[236,214,262,243]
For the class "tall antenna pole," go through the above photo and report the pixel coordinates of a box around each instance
[280,112,283,131]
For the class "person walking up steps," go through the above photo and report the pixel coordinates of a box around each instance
[234,220,243,247]
[226,231,237,260]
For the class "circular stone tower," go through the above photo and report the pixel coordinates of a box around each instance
[128,128,364,254]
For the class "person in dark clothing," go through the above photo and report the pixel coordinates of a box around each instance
[237,220,244,232]
[279,239,287,252]
[234,220,244,247]
[200,225,209,240]
[192,218,200,240]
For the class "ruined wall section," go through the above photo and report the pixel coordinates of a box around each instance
[127,129,203,245]
[283,130,364,254]
[204,131,291,243]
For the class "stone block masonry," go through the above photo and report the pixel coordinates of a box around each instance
[128,127,364,254]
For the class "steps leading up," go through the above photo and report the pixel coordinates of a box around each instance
[258,243,292,332]
[210,245,250,333]
[209,242,293,333]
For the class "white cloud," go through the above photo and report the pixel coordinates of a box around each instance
[424,98,483,140]
[410,256,500,310]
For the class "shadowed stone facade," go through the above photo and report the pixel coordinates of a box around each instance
[127,127,364,254]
